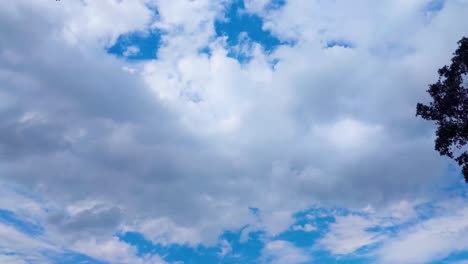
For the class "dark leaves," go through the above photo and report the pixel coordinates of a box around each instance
[416,37,468,182]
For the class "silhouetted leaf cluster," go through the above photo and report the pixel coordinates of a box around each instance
[416,37,468,182]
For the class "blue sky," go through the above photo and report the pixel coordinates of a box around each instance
[0,0,468,263]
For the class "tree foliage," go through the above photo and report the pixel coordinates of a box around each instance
[416,37,468,182]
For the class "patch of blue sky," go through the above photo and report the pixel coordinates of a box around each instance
[423,0,446,23]
[106,0,289,63]
[221,230,265,263]
[434,251,468,264]
[248,207,260,216]
[198,46,213,58]
[215,0,289,62]
[0,209,43,236]
[414,181,468,220]
[326,40,354,49]
[0,252,18,259]
[119,229,265,264]
[107,30,162,61]
[414,200,447,220]
[275,209,336,248]
[295,206,349,218]
[106,5,160,61]
[425,0,445,12]
[437,169,468,196]
[274,227,321,249]
[119,232,222,264]
[118,232,155,256]
[159,244,219,264]
[264,0,286,11]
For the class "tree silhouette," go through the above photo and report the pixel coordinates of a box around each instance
[416,37,468,182]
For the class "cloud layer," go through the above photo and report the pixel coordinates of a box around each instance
[1,0,468,263]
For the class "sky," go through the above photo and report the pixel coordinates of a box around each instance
[0,0,468,263]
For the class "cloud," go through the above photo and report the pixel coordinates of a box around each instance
[0,1,468,262]
[317,214,385,255]
[0,255,28,264]
[0,208,168,264]
[218,239,232,257]
[0,222,56,263]
[123,46,141,57]
[291,223,316,232]
[62,0,155,46]
[377,199,468,264]
[46,202,122,239]
[72,237,168,264]
[308,195,468,263]
[261,240,310,264]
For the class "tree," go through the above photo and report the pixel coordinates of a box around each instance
[416,37,468,182]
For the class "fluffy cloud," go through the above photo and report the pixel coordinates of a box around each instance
[0,0,468,262]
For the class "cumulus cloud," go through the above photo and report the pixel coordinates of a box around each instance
[0,0,468,263]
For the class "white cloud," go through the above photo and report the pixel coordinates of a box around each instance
[318,214,385,255]
[0,222,56,263]
[124,46,140,57]
[377,200,468,264]
[0,185,45,221]
[0,0,467,259]
[262,240,310,264]
[292,223,316,232]
[62,0,154,46]
[313,196,468,263]
[135,217,204,246]
[0,209,166,264]
[312,118,383,153]
[218,239,232,257]
[72,237,167,264]
[0,255,27,264]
